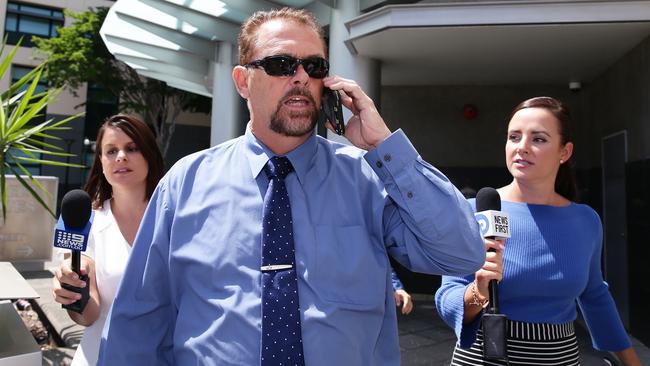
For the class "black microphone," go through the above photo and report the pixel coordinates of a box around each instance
[475,187,509,361]
[475,187,511,312]
[53,189,93,313]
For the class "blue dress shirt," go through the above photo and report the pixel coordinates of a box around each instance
[391,268,404,291]
[97,127,484,365]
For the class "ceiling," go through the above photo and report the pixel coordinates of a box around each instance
[100,0,333,97]
[346,1,650,86]
[100,0,650,95]
[353,22,650,85]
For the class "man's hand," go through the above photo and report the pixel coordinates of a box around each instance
[323,76,391,150]
[394,289,413,315]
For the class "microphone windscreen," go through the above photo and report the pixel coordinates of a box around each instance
[61,189,92,229]
[476,187,501,212]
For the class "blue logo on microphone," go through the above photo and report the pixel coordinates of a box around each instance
[52,211,94,252]
[475,213,489,236]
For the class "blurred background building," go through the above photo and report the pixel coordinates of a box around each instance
[0,0,213,195]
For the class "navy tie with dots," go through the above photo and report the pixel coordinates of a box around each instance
[261,156,305,366]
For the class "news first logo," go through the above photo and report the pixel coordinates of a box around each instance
[475,210,511,238]
[475,213,491,236]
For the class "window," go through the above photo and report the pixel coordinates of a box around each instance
[7,65,48,175]
[5,2,64,47]
[11,65,47,94]
[83,83,118,182]
[85,83,119,140]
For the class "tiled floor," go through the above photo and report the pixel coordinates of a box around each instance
[398,294,650,366]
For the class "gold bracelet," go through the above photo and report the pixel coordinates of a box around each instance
[469,281,489,308]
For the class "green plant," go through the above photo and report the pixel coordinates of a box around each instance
[0,38,84,221]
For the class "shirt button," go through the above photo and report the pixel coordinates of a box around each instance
[383,154,392,162]
[407,191,414,198]
[376,161,383,168]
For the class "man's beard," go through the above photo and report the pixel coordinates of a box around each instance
[269,87,319,137]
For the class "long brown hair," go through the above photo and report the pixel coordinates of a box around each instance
[84,114,164,208]
[510,96,577,201]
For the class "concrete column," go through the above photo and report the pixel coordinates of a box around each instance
[327,0,381,143]
[210,42,240,146]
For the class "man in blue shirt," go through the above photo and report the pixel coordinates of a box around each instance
[98,7,484,365]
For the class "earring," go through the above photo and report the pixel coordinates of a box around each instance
[559,159,564,164]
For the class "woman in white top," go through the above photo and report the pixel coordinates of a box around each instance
[52,114,164,366]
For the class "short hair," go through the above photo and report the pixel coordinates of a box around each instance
[238,7,327,65]
[84,114,164,208]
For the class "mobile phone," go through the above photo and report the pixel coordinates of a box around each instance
[320,88,345,135]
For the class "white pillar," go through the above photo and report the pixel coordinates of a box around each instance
[210,42,240,146]
[327,1,381,143]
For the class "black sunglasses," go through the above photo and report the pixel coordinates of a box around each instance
[245,55,329,79]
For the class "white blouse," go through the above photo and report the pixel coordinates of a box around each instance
[71,199,132,366]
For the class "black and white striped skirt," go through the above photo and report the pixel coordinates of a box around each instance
[451,319,580,365]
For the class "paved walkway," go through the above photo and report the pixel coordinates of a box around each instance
[21,268,650,366]
[21,269,80,366]
[398,294,650,365]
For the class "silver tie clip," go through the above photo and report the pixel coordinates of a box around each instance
[260,264,293,272]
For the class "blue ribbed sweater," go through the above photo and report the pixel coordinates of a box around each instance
[435,200,631,351]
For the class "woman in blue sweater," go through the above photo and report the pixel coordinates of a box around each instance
[435,97,641,365]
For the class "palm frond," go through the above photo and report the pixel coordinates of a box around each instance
[6,67,46,132]
[0,39,83,220]
[12,160,52,199]
[13,155,85,168]
[0,167,6,221]
[17,147,76,158]
[7,165,55,217]
[23,138,66,151]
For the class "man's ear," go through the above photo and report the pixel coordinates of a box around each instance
[232,65,250,99]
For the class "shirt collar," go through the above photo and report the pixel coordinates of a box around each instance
[91,198,115,233]
[244,123,317,184]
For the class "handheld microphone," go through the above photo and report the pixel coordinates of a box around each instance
[475,187,511,312]
[475,189,511,241]
[475,187,509,361]
[53,189,93,313]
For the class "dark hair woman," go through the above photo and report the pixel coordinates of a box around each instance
[436,97,641,366]
[52,114,164,366]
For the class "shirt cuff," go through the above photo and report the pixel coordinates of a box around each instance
[459,314,482,349]
[392,281,404,291]
[364,129,419,182]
